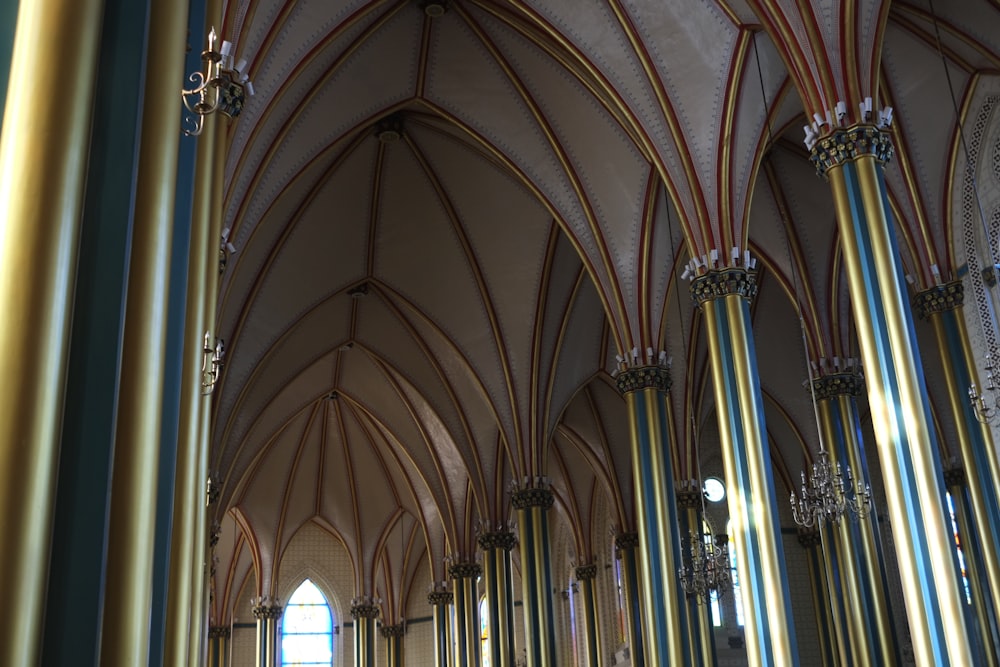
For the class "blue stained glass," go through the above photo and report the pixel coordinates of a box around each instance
[281,579,333,667]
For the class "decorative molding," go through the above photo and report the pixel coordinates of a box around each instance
[252,603,283,621]
[478,530,517,552]
[809,125,894,175]
[614,532,640,553]
[812,372,865,399]
[675,488,702,509]
[575,564,598,581]
[615,365,671,395]
[381,624,406,639]
[690,268,758,305]
[913,281,964,319]
[351,603,381,620]
[448,562,482,579]
[427,590,453,606]
[511,486,554,510]
[944,465,967,488]
[797,528,821,549]
[208,626,231,639]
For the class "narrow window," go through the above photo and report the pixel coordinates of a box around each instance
[281,579,333,666]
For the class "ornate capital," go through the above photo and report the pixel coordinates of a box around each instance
[512,486,554,510]
[427,590,453,606]
[913,281,964,319]
[690,268,758,306]
[351,603,381,620]
[614,532,640,553]
[809,125,894,175]
[944,465,967,488]
[797,528,822,549]
[448,562,482,579]
[575,564,598,581]
[675,488,702,509]
[478,530,517,551]
[252,604,283,621]
[812,372,864,399]
[381,624,406,639]
[208,626,231,640]
[615,365,671,395]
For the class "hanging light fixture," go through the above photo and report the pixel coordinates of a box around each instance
[790,434,872,528]
[181,27,254,136]
[677,488,732,604]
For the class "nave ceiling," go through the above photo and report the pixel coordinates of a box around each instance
[204,0,1000,624]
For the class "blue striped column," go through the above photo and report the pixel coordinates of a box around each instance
[207,626,229,667]
[797,529,838,666]
[692,268,798,667]
[350,603,378,667]
[813,126,974,665]
[614,533,645,667]
[428,589,453,667]
[449,562,482,667]
[615,366,690,666]
[576,564,603,667]
[915,281,1000,661]
[479,531,517,667]
[381,624,405,667]
[513,486,558,666]
[813,372,900,665]
[676,487,719,667]
[253,602,282,667]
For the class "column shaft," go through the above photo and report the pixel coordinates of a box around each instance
[614,534,645,667]
[253,604,282,667]
[695,268,798,667]
[576,565,603,667]
[480,531,517,667]
[208,627,230,667]
[615,366,689,665]
[0,0,103,662]
[677,495,718,667]
[429,590,454,667]
[817,128,974,664]
[514,486,558,666]
[450,562,482,667]
[919,283,1000,660]
[351,604,379,667]
[798,530,839,667]
[382,625,405,667]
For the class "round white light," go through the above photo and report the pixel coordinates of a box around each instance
[704,476,725,503]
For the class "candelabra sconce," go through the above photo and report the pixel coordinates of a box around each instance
[790,448,872,527]
[677,526,731,604]
[202,333,225,395]
[181,27,254,136]
[969,355,1000,423]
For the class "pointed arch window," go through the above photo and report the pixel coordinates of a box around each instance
[281,579,333,666]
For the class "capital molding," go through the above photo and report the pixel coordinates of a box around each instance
[575,564,598,581]
[208,626,231,639]
[615,365,671,395]
[427,590,453,606]
[478,530,517,552]
[381,624,406,639]
[812,372,865,399]
[614,532,640,553]
[252,604,283,621]
[351,603,381,620]
[797,528,822,549]
[512,486,554,510]
[913,281,964,319]
[690,268,758,306]
[809,125,894,175]
[448,562,482,579]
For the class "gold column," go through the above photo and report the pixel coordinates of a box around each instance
[814,372,900,665]
[816,126,974,664]
[450,562,482,666]
[693,267,798,667]
[513,485,559,667]
[917,281,1000,662]
[351,603,379,667]
[676,488,717,667]
[0,0,102,663]
[208,626,230,667]
[382,624,405,667]
[479,530,518,667]
[576,564,603,667]
[615,366,688,666]
[797,529,839,667]
[253,601,282,667]
[614,533,645,667]
[428,589,454,667]
[100,0,189,663]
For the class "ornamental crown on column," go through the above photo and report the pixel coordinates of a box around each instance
[208,626,231,639]
[810,359,865,399]
[511,484,554,510]
[796,528,822,549]
[689,265,759,306]
[613,531,639,554]
[805,99,895,176]
[427,590,453,606]
[943,464,967,488]
[675,480,703,509]
[575,564,598,581]
[913,281,964,319]
[380,624,406,638]
[448,562,482,579]
[350,603,381,620]
[477,530,517,551]
[251,600,283,620]
[615,364,671,395]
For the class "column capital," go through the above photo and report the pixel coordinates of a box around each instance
[676,487,702,509]
[575,564,598,581]
[512,486,554,510]
[615,365,671,395]
[477,530,517,551]
[812,372,865,399]
[251,603,283,621]
[913,281,964,319]
[809,125,894,175]
[613,531,640,553]
[797,528,822,549]
[208,626,231,639]
[350,603,381,620]
[943,465,967,488]
[427,590,453,606]
[690,268,758,306]
[380,624,406,638]
[448,562,482,579]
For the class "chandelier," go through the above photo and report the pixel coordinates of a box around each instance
[790,448,872,528]
[181,27,254,136]
[677,518,731,604]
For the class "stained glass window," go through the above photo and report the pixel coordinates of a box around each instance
[281,579,333,667]
[946,491,973,604]
[480,596,491,667]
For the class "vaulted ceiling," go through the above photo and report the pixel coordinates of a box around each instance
[206,0,1000,626]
